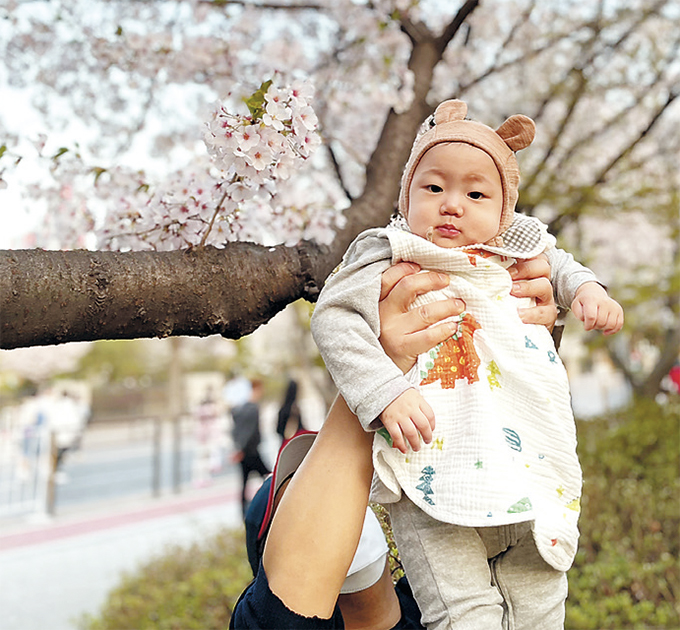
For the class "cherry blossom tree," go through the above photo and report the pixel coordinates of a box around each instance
[1,0,678,397]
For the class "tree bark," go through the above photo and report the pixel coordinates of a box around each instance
[0,241,332,349]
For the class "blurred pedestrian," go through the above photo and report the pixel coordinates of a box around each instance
[231,378,270,517]
[48,389,90,484]
[16,391,46,482]
[223,376,253,409]
[276,379,305,441]
[192,388,222,487]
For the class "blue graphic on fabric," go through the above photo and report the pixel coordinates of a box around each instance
[525,336,538,349]
[548,350,557,363]
[417,466,436,505]
[502,428,522,452]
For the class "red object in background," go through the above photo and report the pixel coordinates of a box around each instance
[668,364,680,393]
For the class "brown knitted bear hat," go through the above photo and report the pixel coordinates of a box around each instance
[398,100,536,245]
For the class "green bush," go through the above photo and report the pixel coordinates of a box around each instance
[567,397,680,629]
[78,528,252,630]
[82,399,679,630]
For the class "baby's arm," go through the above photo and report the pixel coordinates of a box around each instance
[571,281,624,335]
[546,247,623,334]
[311,231,414,429]
[380,389,435,454]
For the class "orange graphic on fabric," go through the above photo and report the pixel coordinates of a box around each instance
[464,248,510,266]
[420,312,482,389]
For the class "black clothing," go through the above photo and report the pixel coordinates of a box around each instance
[232,401,270,516]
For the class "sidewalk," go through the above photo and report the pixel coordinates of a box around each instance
[0,479,246,630]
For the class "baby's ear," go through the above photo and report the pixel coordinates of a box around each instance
[434,99,468,125]
[496,115,535,152]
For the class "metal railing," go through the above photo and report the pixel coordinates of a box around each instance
[0,412,224,520]
[0,418,52,518]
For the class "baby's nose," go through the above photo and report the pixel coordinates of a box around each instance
[441,193,464,215]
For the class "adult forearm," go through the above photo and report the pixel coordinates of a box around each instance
[263,395,373,618]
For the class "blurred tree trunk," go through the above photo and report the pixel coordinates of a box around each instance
[609,229,680,399]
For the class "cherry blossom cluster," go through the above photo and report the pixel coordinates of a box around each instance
[97,167,222,251]
[203,79,320,196]
[99,79,326,250]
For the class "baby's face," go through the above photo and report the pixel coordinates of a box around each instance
[407,143,503,248]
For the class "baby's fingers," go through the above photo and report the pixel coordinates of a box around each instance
[416,400,435,444]
[579,302,599,331]
[389,426,408,455]
[400,421,422,453]
[603,309,624,335]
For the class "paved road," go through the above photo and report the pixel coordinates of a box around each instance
[0,480,246,630]
[53,441,213,509]
[0,423,279,630]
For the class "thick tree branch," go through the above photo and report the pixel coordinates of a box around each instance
[0,241,337,349]
[609,325,680,398]
[320,24,471,257]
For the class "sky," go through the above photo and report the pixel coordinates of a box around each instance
[1,85,44,249]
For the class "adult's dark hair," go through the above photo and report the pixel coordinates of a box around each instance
[276,380,302,439]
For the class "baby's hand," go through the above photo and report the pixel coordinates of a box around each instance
[571,282,624,335]
[380,389,435,454]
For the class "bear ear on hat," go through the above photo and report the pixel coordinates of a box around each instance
[496,114,535,152]
[434,99,467,125]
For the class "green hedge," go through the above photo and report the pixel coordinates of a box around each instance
[80,398,679,629]
[567,397,679,629]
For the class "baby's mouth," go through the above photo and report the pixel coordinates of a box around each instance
[434,224,462,238]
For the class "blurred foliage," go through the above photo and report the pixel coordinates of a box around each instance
[69,337,244,387]
[78,528,251,630]
[80,399,678,629]
[71,339,168,385]
[568,397,679,629]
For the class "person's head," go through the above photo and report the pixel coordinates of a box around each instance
[399,99,535,248]
[249,378,264,401]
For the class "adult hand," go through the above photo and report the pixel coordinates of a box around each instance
[378,262,466,373]
[508,256,558,330]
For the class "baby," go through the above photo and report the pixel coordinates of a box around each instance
[312,100,623,628]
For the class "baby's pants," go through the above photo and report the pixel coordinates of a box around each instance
[389,496,568,630]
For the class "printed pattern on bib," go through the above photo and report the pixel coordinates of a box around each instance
[420,312,481,389]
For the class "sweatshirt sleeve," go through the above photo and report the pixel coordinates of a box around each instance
[310,231,414,431]
[546,246,601,312]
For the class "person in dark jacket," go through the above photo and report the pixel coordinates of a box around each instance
[231,378,271,517]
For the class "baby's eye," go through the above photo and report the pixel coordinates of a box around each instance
[427,184,443,193]
[468,191,485,200]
